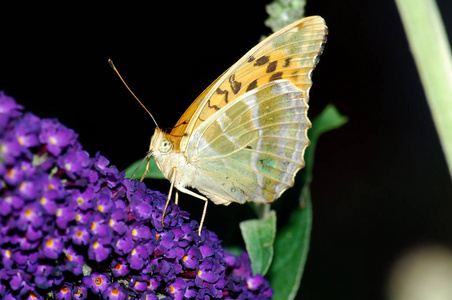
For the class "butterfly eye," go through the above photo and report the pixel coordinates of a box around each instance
[159,139,173,153]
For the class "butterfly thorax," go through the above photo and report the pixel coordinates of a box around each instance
[150,128,196,188]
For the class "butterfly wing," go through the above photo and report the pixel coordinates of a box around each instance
[172,16,327,152]
[169,72,227,146]
[186,80,310,204]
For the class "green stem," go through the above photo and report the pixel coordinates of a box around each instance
[395,0,452,179]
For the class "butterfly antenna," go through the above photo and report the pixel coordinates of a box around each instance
[108,59,159,128]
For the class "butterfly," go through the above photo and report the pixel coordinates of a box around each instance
[144,16,327,233]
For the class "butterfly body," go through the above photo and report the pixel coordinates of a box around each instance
[147,16,327,228]
[150,128,200,199]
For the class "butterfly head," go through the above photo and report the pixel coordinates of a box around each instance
[149,128,188,181]
[149,128,174,156]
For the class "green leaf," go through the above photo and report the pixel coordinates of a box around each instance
[309,104,348,150]
[124,157,165,180]
[301,104,348,198]
[268,193,312,300]
[240,210,277,276]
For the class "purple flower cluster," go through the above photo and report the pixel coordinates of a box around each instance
[0,92,273,299]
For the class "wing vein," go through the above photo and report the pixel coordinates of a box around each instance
[198,134,304,164]
[196,88,305,146]
[197,103,307,154]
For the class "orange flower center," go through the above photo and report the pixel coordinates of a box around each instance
[46,239,54,247]
[94,277,103,286]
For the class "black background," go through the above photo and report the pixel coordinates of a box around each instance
[2,1,452,299]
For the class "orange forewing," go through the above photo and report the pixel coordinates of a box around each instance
[168,72,227,150]
[168,16,327,151]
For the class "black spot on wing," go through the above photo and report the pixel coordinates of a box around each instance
[229,74,241,94]
[269,72,283,82]
[266,61,277,73]
[283,57,292,67]
[207,99,220,111]
[246,79,258,92]
[216,87,229,103]
[254,55,269,66]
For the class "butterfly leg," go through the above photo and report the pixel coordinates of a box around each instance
[161,168,177,228]
[174,186,208,236]
[199,197,208,236]
[160,167,208,235]
[140,153,152,182]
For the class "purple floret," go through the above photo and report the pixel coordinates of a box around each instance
[0,93,273,299]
